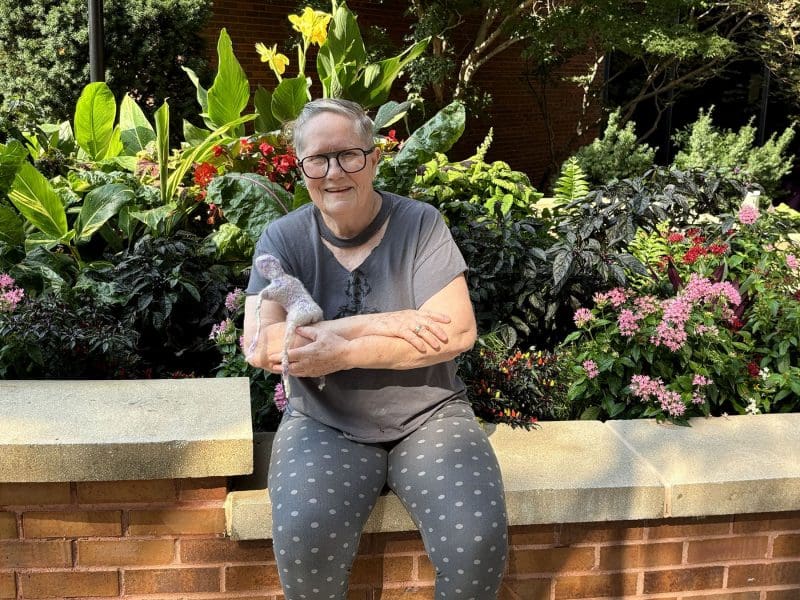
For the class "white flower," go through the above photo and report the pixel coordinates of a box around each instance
[745,397,760,415]
[759,367,771,381]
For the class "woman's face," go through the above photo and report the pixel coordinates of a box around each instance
[297,112,379,224]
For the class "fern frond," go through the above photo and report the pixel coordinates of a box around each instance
[626,223,671,292]
[553,157,590,203]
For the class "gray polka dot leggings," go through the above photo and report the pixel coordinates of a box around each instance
[268,400,509,599]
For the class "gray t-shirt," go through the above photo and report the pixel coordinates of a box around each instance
[246,191,469,442]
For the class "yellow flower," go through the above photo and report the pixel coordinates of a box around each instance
[288,7,332,46]
[255,42,290,77]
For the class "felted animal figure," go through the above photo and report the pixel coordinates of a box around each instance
[247,254,324,397]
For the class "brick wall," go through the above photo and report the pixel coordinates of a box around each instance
[201,1,601,190]
[1,478,798,598]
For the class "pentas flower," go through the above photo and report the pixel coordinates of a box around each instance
[209,318,237,345]
[787,254,799,270]
[0,274,24,313]
[594,287,627,308]
[617,309,641,337]
[738,204,759,225]
[629,375,686,417]
[582,359,599,379]
[692,374,713,387]
[225,288,244,313]
[573,308,594,327]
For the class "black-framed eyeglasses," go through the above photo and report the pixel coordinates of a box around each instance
[297,147,375,179]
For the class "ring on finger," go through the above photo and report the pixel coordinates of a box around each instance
[413,324,424,334]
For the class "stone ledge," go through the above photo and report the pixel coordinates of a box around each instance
[0,378,254,482]
[226,413,800,540]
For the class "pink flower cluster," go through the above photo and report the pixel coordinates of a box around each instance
[594,287,627,308]
[738,204,759,225]
[787,254,799,270]
[209,318,236,344]
[582,359,599,379]
[629,374,686,417]
[618,309,642,337]
[225,288,244,312]
[0,273,24,313]
[573,308,594,327]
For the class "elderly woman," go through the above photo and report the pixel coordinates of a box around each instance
[243,98,508,599]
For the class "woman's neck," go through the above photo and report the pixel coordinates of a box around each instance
[319,191,383,240]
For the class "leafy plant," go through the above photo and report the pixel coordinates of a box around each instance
[552,157,590,204]
[570,109,656,186]
[672,106,795,197]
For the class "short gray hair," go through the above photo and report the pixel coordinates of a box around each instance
[289,98,375,157]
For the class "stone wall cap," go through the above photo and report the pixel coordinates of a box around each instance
[0,378,254,482]
[227,414,800,540]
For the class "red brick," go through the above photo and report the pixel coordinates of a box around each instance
[77,480,177,504]
[178,477,228,501]
[509,546,595,574]
[643,566,725,593]
[351,555,414,584]
[647,517,731,540]
[733,512,800,534]
[0,483,71,506]
[508,524,557,546]
[128,508,225,535]
[558,521,644,544]
[0,513,15,539]
[124,567,220,593]
[728,561,800,587]
[0,540,71,567]
[775,534,800,558]
[687,536,769,563]
[766,590,800,600]
[23,510,122,537]
[500,578,551,600]
[554,573,638,598]
[599,541,683,569]
[0,573,14,599]
[681,593,760,600]
[20,571,119,598]
[377,588,436,599]
[77,539,175,566]
[181,538,275,563]
[225,565,282,591]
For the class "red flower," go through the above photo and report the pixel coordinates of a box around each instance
[259,142,275,156]
[683,245,707,265]
[272,153,297,174]
[240,138,254,153]
[212,145,225,157]
[686,227,701,237]
[193,162,218,188]
[709,243,729,255]
[746,362,760,377]
[667,232,684,243]
[387,129,398,142]
[729,316,744,331]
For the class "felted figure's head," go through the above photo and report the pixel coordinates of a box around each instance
[255,254,285,281]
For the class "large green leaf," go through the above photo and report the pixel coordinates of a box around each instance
[376,101,464,195]
[119,94,156,155]
[75,183,135,242]
[0,204,24,246]
[8,162,68,239]
[205,172,291,242]
[345,38,429,107]
[206,28,250,133]
[74,82,121,161]
[319,3,366,77]
[271,76,310,124]
[183,120,211,146]
[154,101,170,205]
[0,140,28,194]
[128,204,177,234]
[24,230,74,252]
[374,101,411,131]
[182,65,210,127]
[254,86,281,133]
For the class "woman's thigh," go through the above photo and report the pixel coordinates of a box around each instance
[268,411,388,595]
[387,401,508,596]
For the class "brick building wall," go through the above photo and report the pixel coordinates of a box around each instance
[201,1,601,190]
[1,477,799,598]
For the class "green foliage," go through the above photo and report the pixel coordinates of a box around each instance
[0,288,140,378]
[571,109,656,186]
[410,129,542,220]
[458,334,570,428]
[0,0,212,130]
[553,157,590,204]
[672,107,796,197]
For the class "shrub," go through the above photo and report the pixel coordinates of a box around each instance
[0,0,212,129]
[672,106,795,197]
[570,109,656,186]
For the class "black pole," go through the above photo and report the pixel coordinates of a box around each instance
[88,0,105,82]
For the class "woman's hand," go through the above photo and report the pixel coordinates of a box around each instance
[269,326,351,378]
[319,309,451,352]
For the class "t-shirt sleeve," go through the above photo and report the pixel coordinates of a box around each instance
[412,207,468,308]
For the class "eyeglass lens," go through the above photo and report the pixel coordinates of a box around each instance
[300,148,369,178]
